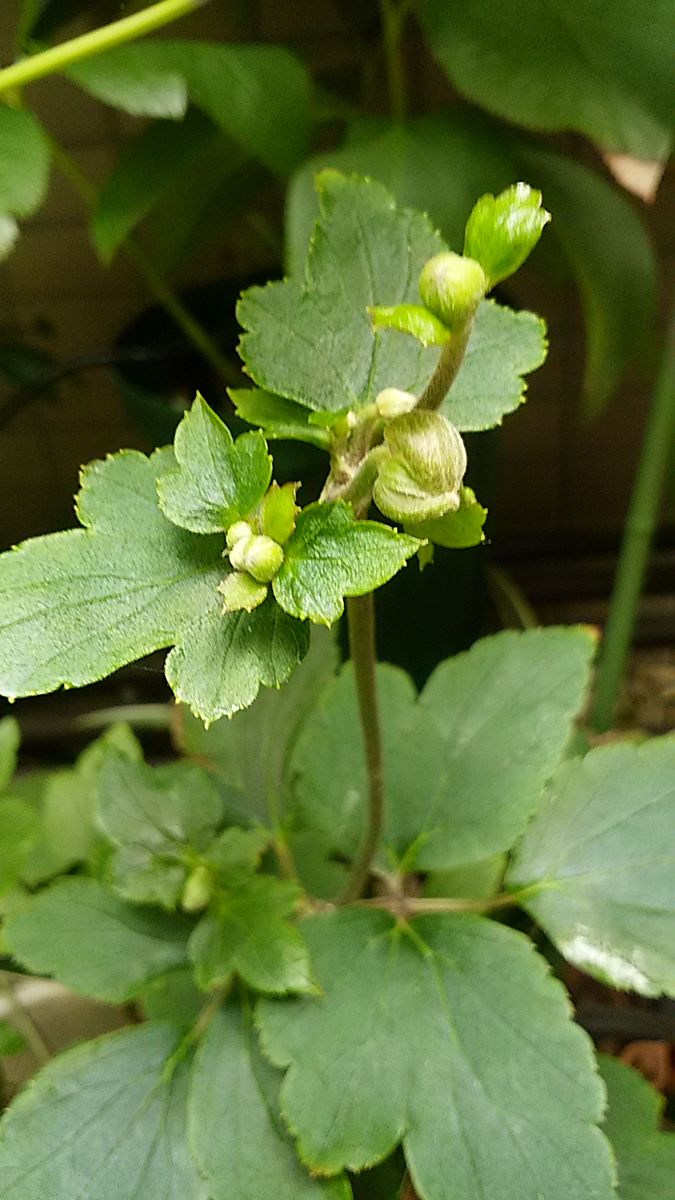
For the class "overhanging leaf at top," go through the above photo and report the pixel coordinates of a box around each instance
[239,173,547,428]
[0,448,308,722]
[257,908,615,1200]
[0,1024,208,1200]
[289,627,595,870]
[508,737,675,997]
[599,1055,675,1199]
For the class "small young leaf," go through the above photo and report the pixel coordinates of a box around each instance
[218,571,268,613]
[0,1020,26,1058]
[463,183,550,287]
[189,1004,351,1200]
[230,388,331,448]
[508,737,675,997]
[368,303,450,347]
[405,485,487,548]
[0,716,19,791]
[204,826,270,885]
[189,875,314,995]
[257,482,300,544]
[273,502,421,625]
[257,909,614,1199]
[600,1055,675,1199]
[158,395,271,534]
[97,750,225,907]
[4,878,189,1002]
[0,1024,208,1200]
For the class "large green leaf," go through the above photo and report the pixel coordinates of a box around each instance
[0,1024,208,1200]
[508,737,675,997]
[517,146,656,416]
[273,502,421,624]
[97,749,225,907]
[190,1004,351,1200]
[600,1055,675,1199]
[415,0,673,157]
[290,628,595,870]
[157,395,271,534]
[188,876,314,995]
[258,909,614,1199]
[0,449,307,722]
[4,878,189,1002]
[69,42,310,174]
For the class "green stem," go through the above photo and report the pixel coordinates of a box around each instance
[49,138,238,387]
[0,972,51,1066]
[380,0,409,122]
[341,594,386,903]
[417,324,472,411]
[360,890,525,917]
[0,0,209,95]
[591,297,675,732]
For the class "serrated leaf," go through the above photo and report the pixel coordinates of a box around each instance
[405,485,487,547]
[188,875,314,995]
[176,627,338,827]
[0,107,50,219]
[238,173,445,413]
[157,395,271,534]
[0,1020,25,1057]
[508,737,675,997]
[0,715,19,791]
[257,908,614,1199]
[231,388,331,449]
[517,146,656,416]
[4,878,189,1002]
[273,502,421,625]
[0,449,307,722]
[69,42,310,174]
[599,1055,675,1199]
[0,1024,208,1200]
[290,628,595,871]
[415,0,673,158]
[92,109,220,261]
[189,1004,351,1200]
[97,750,225,907]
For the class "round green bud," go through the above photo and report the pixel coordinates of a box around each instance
[229,533,284,583]
[375,388,418,420]
[181,864,213,913]
[419,252,487,333]
[373,410,467,524]
[226,520,253,550]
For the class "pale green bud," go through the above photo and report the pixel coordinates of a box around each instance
[226,520,253,550]
[464,182,550,287]
[181,864,213,913]
[373,410,467,524]
[418,252,487,333]
[229,533,284,583]
[375,388,418,420]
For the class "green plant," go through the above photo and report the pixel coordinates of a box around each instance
[0,174,673,1199]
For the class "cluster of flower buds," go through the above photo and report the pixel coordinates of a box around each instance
[219,482,298,613]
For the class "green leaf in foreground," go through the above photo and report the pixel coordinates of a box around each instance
[4,878,189,1002]
[600,1055,675,1200]
[189,876,314,995]
[0,449,307,721]
[258,909,614,1199]
[190,1004,351,1200]
[0,1024,208,1200]
[273,502,420,625]
[290,627,595,870]
[508,737,675,997]
[157,395,271,534]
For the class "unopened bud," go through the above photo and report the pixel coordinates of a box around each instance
[229,533,284,583]
[226,520,253,550]
[464,182,550,287]
[373,410,467,524]
[419,252,487,333]
[375,388,418,420]
[181,864,213,913]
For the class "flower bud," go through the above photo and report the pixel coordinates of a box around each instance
[226,520,253,551]
[228,533,284,583]
[418,252,487,333]
[375,388,418,420]
[373,410,467,524]
[464,182,550,287]
[181,864,213,913]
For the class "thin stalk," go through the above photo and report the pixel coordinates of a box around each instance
[417,325,472,411]
[0,973,51,1066]
[380,0,410,122]
[0,0,210,96]
[49,138,238,386]
[360,890,526,918]
[591,297,675,732]
[340,594,386,902]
